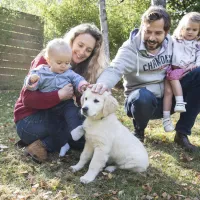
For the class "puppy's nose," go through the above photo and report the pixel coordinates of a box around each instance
[82,106,88,114]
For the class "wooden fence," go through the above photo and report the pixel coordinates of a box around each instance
[0,8,43,90]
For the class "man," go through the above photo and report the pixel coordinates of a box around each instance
[91,6,200,152]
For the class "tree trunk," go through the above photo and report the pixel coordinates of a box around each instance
[99,0,110,60]
[151,0,166,8]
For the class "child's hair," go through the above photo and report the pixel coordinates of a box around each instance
[44,38,72,59]
[173,12,200,39]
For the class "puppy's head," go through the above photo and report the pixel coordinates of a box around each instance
[81,88,118,119]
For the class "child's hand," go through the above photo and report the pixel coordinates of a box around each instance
[80,83,90,93]
[30,74,40,84]
[186,64,197,72]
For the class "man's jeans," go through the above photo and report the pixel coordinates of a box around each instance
[16,100,85,152]
[125,67,200,135]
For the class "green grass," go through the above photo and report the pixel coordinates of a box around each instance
[0,89,200,200]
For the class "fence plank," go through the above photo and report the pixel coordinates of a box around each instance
[0,8,43,90]
[0,38,42,50]
[0,60,31,69]
[0,22,42,36]
[0,8,43,30]
[0,45,40,56]
[0,53,35,63]
[0,74,26,90]
[0,29,43,43]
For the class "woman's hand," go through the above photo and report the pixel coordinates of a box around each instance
[58,84,74,101]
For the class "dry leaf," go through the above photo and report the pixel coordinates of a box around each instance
[161,192,168,198]
[93,193,101,197]
[180,153,193,162]
[142,183,152,192]
[108,173,113,179]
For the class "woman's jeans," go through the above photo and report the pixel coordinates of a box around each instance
[16,99,85,152]
[125,67,200,135]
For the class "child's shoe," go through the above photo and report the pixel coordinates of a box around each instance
[163,118,175,132]
[174,102,186,113]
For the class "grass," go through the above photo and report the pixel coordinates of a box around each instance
[0,88,200,200]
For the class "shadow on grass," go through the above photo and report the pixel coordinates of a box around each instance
[145,135,200,173]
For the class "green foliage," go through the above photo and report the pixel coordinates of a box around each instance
[167,0,200,33]
[0,0,150,59]
[1,0,199,59]
[107,0,150,58]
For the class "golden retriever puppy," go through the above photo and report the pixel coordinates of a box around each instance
[70,88,149,184]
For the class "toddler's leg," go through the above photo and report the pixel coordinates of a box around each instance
[163,80,174,132]
[170,80,186,112]
[59,143,70,157]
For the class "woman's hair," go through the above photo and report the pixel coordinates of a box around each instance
[64,23,108,83]
[141,5,171,32]
[173,12,200,39]
[44,38,71,59]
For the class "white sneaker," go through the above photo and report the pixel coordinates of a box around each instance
[163,118,175,132]
[174,102,186,113]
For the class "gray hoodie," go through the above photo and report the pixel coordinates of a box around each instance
[97,29,173,98]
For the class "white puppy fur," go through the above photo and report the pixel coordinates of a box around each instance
[70,88,149,184]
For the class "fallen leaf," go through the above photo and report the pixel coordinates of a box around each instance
[108,173,113,179]
[180,153,193,162]
[0,144,8,149]
[142,183,152,192]
[161,192,168,198]
[102,172,108,176]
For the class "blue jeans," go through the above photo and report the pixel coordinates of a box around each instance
[125,67,200,135]
[16,100,85,152]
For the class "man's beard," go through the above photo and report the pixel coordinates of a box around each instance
[144,40,162,51]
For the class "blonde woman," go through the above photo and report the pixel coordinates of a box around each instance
[14,23,108,163]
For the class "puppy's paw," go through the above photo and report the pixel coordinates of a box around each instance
[104,165,117,173]
[80,175,94,184]
[70,165,80,173]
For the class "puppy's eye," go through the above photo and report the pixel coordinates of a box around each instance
[85,97,87,100]
[94,99,99,103]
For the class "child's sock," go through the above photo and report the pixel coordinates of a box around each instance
[175,96,184,103]
[59,143,70,157]
[163,111,170,119]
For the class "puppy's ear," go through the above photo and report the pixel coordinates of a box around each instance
[103,94,119,117]
[80,92,85,106]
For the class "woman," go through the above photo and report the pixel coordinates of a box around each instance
[14,23,108,163]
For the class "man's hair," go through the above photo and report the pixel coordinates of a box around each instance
[141,5,171,32]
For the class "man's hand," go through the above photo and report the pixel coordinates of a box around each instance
[58,84,74,101]
[89,83,109,94]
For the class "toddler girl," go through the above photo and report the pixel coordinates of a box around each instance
[163,12,200,132]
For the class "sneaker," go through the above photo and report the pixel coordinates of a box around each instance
[174,102,186,113]
[163,118,174,132]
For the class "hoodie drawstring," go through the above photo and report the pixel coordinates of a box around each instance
[136,51,139,76]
